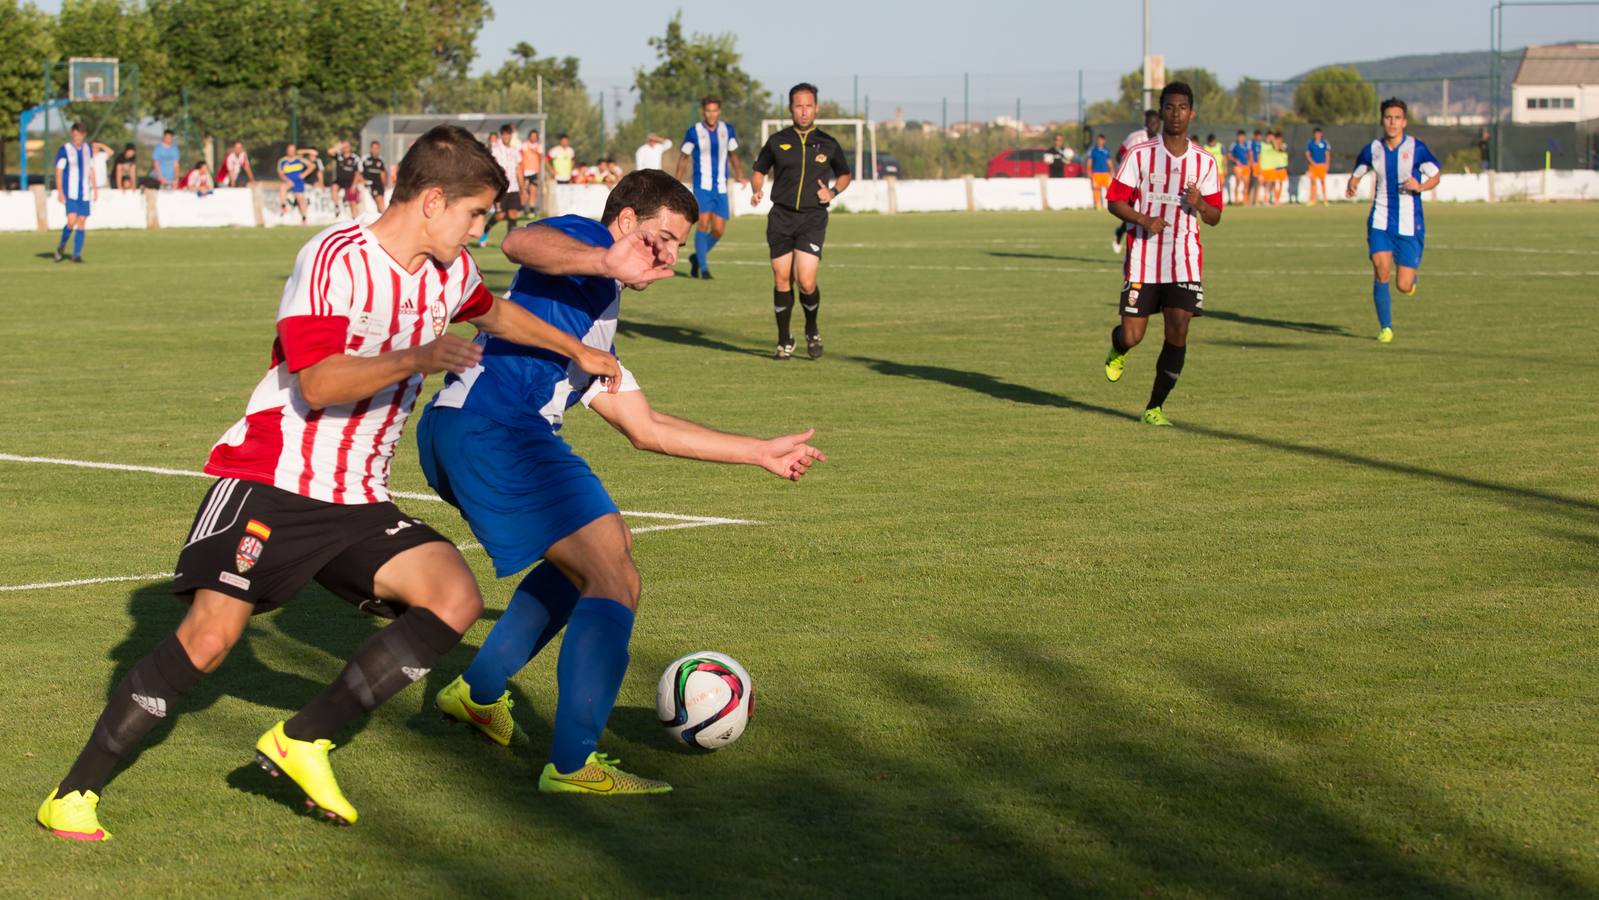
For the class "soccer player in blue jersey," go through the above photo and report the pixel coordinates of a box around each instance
[1346,98,1441,344]
[1227,130,1252,206]
[1305,126,1331,205]
[419,169,825,794]
[53,122,96,263]
[674,96,745,279]
[1088,133,1113,209]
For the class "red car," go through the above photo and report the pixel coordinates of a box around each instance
[986,148,1082,178]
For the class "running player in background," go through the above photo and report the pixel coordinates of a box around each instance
[481,123,525,247]
[52,122,95,263]
[278,144,310,224]
[1113,110,1160,253]
[675,96,744,279]
[1306,126,1331,206]
[35,125,625,843]
[361,140,390,214]
[519,127,543,215]
[333,140,361,217]
[1088,133,1112,210]
[1346,98,1440,344]
[421,169,824,795]
[1228,130,1252,206]
[1249,129,1265,206]
[1100,82,1223,427]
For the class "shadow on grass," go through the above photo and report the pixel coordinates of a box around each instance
[987,250,1120,265]
[1205,308,1353,337]
[845,354,1140,421]
[618,320,768,359]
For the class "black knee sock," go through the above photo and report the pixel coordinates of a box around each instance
[799,288,820,337]
[1147,342,1187,410]
[59,636,204,796]
[284,608,461,741]
[1114,222,1128,240]
[774,288,795,345]
[1111,325,1130,354]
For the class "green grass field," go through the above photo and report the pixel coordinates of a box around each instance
[0,203,1595,898]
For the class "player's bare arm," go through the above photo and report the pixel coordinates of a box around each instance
[1109,199,1165,235]
[729,151,746,185]
[750,170,765,206]
[1345,172,1364,199]
[1404,171,1442,193]
[298,335,484,409]
[471,298,621,389]
[502,223,674,285]
[1185,183,1222,226]
[589,390,825,481]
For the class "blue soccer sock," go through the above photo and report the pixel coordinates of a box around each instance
[549,597,634,773]
[694,228,711,267]
[463,563,579,704]
[72,229,85,256]
[706,231,721,254]
[58,224,71,248]
[1373,281,1393,329]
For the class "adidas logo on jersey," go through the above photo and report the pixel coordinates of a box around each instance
[132,694,168,718]
[400,298,417,313]
[401,666,430,682]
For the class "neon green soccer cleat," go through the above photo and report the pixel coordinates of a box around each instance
[37,788,111,842]
[254,721,358,825]
[1104,347,1128,382]
[436,674,527,747]
[1378,327,1394,344]
[1142,406,1173,427]
[539,753,672,796]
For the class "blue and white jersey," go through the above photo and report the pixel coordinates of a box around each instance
[1353,136,1440,237]
[682,121,739,193]
[55,142,94,201]
[430,215,639,432]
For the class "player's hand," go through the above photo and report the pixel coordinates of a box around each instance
[411,333,483,375]
[1402,177,1422,193]
[756,428,826,481]
[1345,182,1358,199]
[56,191,63,205]
[573,345,622,393]
[816,179,834,203]
[1141,215,1166,235]
[601,229,675,286]
[749,190,763,207]
[1184,182,1203,208]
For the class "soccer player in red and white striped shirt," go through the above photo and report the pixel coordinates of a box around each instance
[1100,82,1224,427]
[37,126,675,843]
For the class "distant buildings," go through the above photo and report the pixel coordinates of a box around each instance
[1512,44,1599,123]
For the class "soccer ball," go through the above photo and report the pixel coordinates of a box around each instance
[656,651,754,750]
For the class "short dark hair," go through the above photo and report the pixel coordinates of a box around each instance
[1095,133,1105,139]
[70,121,85,134]
[701,95,721,108]
[1313,125,1324,133]
[1380,97,1408,118]
[789,82,819,104]
[558,133,569,140]
[1205,133,1216,142]
[499,122,515,134]
[391,124,507,204]
[1143,109,1158,120]
[1159,81,1193,107]
[1236,129,1247,136]
[162,129,174,137]
[600,168,698,226]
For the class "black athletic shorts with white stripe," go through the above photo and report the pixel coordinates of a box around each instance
[172,477,448,618]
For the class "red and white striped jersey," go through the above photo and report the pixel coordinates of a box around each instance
[1108,136,1224,284]
[205,223,495,504]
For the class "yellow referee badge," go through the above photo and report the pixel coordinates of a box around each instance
[779,143,791,151]
[815,153,827,163]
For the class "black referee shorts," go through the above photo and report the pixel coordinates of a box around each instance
[767,205,830,259]
[172,478,449,619]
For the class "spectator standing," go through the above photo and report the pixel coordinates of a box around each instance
[519,127,543,212]
[634,132,670,171]
[151,130,180,189]
[548,134,575,184]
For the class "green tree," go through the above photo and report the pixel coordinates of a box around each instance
[0,1,54,127]
[1293,66,1377,125]
[404,0,490,81]
[1166,67,1239,121]
[301,0,429,147]
[624,12,768,171]
[482,41,581,94]
[1235,77,1264,122]
[54,0,170,143]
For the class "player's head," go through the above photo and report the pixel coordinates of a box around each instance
[600,169,697,287]
[1205,133,1217,144]
[161,129,174,145]
[1095,133,1106,145]
[789,83,819,129]
[1143,109,1159,131]
[1236,129,1246,140]
[69,121,85,145]
[701,96,722,125]
[1253,129,1262,138]
[1313,126,1324,138]
[1380,97,1408,139]
[370,140,381,154]
[558,133,570,146]
[390,124,508,256]
[1158,82,1194,136]
[285,142,297,156]
[529,128,540,141]
[1054,133,1065,145]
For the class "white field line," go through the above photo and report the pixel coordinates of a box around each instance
[705,258,1599,279]
[0,573,175,593]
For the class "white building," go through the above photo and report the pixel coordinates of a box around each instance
[1511,44,1599,124]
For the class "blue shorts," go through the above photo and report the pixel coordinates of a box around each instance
[65,199,91,217]
[1368,227,1424,270]
[286,174,306,194]
[694,186,729,220]
[416,406,618,578]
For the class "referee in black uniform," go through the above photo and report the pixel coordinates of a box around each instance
[751,82,852,360]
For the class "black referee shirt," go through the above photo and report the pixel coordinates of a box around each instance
[361,154,387,185]
[754,126,851,211]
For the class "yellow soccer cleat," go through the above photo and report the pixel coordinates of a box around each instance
[1104,347,1128,383]
[37,788,111,842]
[1142,406,1173,427]
[436,675,527,747]
[254,721,358,825]
[539,753,672,796]
[1378,327,1394,344]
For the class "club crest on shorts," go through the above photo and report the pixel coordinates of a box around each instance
[236,535,264,573]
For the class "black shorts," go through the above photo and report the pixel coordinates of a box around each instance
[767,204,829,259]
[367,180,386,199]
[500,191,523,213]
[172,478,449,619]
[1120,280,1205,318]
[335,175,355,190]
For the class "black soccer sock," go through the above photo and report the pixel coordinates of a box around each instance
[1114,221,1128,240]
[774,287,795,345]
[284,608,461,741]
[1147,342,1187,410]
[799,289,820,337]
[59,636,204,796]
[1111,325,1130,355]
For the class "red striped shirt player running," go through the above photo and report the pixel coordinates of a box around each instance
[34,125,660,843]
[1100,81,1224,427]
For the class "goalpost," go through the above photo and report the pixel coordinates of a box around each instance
[760,118,878,181]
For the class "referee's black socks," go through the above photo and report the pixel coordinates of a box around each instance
[774,287,795,345]
[59,635,204,796]
[799,289,820,338]
[1148,342,1187,410]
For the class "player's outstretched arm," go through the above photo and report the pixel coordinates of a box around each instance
[470,298,621,389]
[589,390,825,481]
[501,223,674,285]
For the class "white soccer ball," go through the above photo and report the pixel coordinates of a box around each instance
[656,651,754,750]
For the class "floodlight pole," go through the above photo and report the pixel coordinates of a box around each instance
[1142,0,1152,112]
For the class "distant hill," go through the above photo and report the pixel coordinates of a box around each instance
[1290,49,1530,116]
